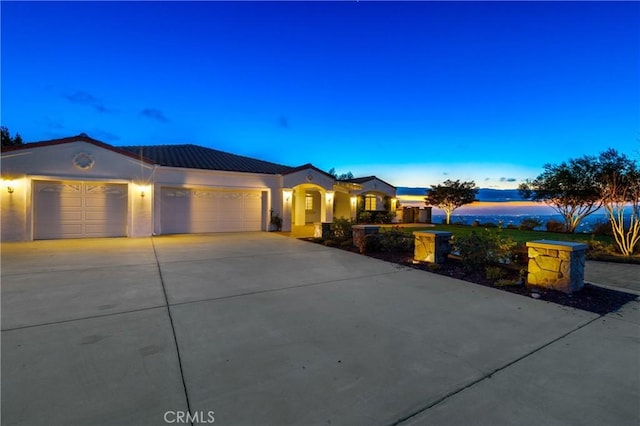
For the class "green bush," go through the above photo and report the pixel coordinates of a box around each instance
[331,217,353,241]
[453,228,517,272]
[546,220,565,233]
[362,234,382,253]
[485,266,506,281]
[592,220,613,236]
[519,218,542,231]
[357,211,372,224]
[379,227,414,252]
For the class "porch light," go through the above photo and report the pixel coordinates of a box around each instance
[282,188,293,203]
[136,184,151,198]
[350,196,357,206]
[3,178,15,194]
[325,191,334,204]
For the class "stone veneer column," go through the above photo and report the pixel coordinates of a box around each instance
[413,231,452,264]
[314,222,332,239]
[526,240,588,294]
[352,225,380,253]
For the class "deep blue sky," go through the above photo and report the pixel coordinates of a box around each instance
[2,1,638,188]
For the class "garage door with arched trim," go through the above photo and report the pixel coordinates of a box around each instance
[33,181,128,239]
[161,187,263,234]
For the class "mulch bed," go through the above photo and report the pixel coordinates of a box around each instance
[303,239,638,315]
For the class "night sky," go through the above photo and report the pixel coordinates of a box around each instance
[2,1,638,188]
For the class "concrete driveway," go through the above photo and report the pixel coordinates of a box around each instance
[2,233,638,425]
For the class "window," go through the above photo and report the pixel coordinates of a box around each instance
[365,194,376,210]
[305,194,313,210]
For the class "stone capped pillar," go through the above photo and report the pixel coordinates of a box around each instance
[352,225,380,253]
[413,231,452,264]
[526,240,588,294]
[314,222,332,239]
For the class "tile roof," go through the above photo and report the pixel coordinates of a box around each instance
[0,134,155,164]
[342,175,396,189]
[118,144,294,175]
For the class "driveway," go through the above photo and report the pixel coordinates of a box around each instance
[2,233,639,425]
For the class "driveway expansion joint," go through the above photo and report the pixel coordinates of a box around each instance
[151,238,194,423]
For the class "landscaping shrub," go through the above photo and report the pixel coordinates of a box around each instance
[357,211,372,224]
[592,220,613,236]
[379,227,414,252]
[519,218,542,231]
[546,220,565,233]
[331,217,353,241]
[362,234,382,253]
[453,228,516,272]
[372,211,395,224]
[485,266,506,281]
[323,239,338,247]
[481,222,497,228]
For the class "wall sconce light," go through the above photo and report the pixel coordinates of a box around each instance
[3,179,15,194]
[350,196,357,206]
[136,184,150,198]
[325,191,334,204]
[283,189,293,203]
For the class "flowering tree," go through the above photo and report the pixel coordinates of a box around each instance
[424,180,478,225]
[597,149,640,256]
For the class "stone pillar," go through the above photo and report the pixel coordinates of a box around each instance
[314,222,332,239]
[352,225,380,253]
[413,231,452,264]
[526,240,588,294]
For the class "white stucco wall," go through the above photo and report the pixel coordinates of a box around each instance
[1,141,154,241]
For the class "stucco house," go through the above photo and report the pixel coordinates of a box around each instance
[1,134,396,241]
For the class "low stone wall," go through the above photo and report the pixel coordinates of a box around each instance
[526,240,587,294]
[413,231,452,264]
[352,225,380,253]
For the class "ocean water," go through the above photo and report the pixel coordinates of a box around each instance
[431,213,613,233]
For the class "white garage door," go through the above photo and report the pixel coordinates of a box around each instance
[34,181,128,239]
[161,187,263,234]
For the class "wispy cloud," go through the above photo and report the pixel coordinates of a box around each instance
[500,177,517,182]
[141,108,169,123]
[485,177,491,181]
[62,90,112,113]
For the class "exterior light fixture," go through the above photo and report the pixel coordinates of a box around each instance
[7,185,14,194]
[325,191,334,204]
[282,188,293,203]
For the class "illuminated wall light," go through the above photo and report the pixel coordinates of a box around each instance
[325,191,334,204]
[136,184,150,198]
[3,179,16,194]
[350,196,357,206]
[282,189,293,203]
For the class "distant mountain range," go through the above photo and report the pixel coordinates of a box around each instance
[397,187,526,202]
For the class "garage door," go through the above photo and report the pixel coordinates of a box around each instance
[161,187,263,234]
[34,181,128,239]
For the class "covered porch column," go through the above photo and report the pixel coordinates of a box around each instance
[281,188,293,232]
[294,186,306,226]
[322,190,334,223]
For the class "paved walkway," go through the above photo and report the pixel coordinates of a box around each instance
[1,234,638,425]
[585,260,640,294]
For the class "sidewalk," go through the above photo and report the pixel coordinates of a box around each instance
[585,260,640,295]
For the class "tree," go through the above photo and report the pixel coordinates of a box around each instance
[518,157,601,233]
[596,149,640,256]
[424,179,478,225]
[1,126,24,147]
[328,167,354,180]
